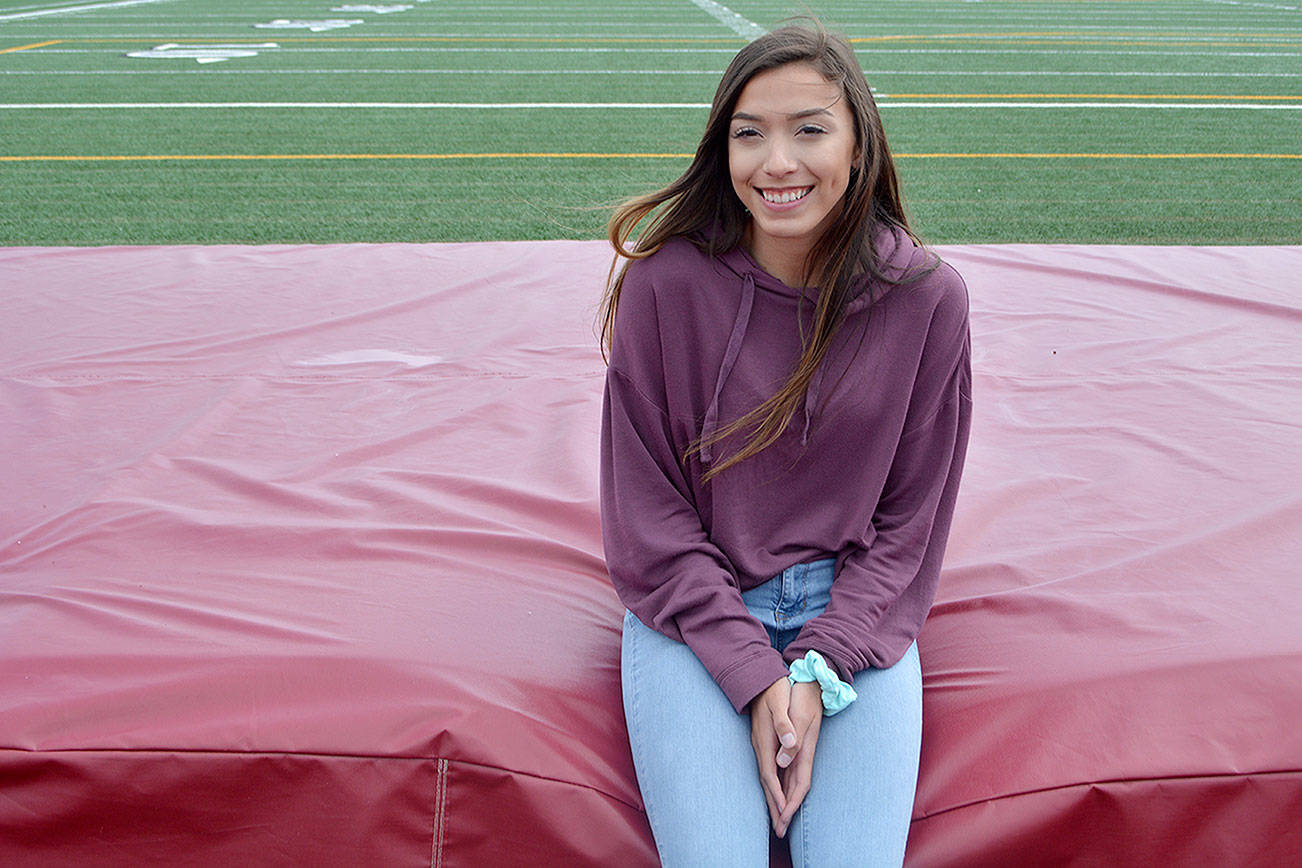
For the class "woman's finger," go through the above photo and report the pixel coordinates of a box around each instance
[776,688,822,837]
[750,685,790,820]
[753,731,787,815]
[777,743,815,833]
[759,771,783,832]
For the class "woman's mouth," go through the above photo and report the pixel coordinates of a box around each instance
[759,186,813,205]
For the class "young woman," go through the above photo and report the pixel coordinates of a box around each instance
[598,23,971,867]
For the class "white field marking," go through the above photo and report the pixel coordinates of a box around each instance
[25,46,1302,59]
[2,101,1298,110]
[1,68,720,74]
[0,0,179,21]
[0,101,713,108]
[332,4,413,12]
[125,42,280,63]
[56,16,1295,26]
[877,101,1302,109]
[0,0,100,11]
[11,68,1299,78]
[857,48,1302,57]
[253,19,365,32]
[8,25,746,32]
[253,29,1291,39]
[124,50,255,64]
[685,0,764,40]
[1203,0,1299,9]
[871,69,1302,77]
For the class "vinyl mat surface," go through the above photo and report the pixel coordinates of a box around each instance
[1,240,1299,865]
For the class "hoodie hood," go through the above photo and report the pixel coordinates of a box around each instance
[699,222,917,463]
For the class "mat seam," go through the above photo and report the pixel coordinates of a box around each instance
[914,766,1302,822]
[0,745,645,813]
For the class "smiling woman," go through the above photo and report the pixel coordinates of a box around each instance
[727,63,859,287]
[596,21,971,868]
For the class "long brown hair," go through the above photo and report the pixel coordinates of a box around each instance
[599,22,920,483]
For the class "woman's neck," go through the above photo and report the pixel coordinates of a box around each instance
[743,225,811,288]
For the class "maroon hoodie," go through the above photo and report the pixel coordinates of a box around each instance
[601,224,971,713]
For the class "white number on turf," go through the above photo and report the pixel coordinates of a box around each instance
[332,4,413,12]
[254,19,364,32]
[126,43,280,64]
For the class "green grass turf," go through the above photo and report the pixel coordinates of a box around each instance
[1,0,1298,245]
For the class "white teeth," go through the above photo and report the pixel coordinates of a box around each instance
[761,187,811,204]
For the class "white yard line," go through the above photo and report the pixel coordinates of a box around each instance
[0,101,715,108]
[880,101,1301,109]
[0,0,181,22]
[2,0,98,10]
[1,101,1297,110]
[1202,0,1299,10]
[27,46,1302,58]
[856,48,1302,58]
[3,68,719,74]
[0,0,127,11]
[6,69,1299,78]
[684,0,764,40]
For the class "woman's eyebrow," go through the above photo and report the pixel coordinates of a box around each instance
[789,106,834,120]
[730,106,834,122]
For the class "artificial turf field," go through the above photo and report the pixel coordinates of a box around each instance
[0,0,1298,245]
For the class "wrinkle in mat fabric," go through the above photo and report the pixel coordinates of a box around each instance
[1,241,1299,866]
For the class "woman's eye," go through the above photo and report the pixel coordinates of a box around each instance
[799,125,827,136]
[731,127,760,139]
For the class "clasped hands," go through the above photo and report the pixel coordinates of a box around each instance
[749,676,823,838]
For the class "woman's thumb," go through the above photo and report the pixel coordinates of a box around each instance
[774,707,797,751]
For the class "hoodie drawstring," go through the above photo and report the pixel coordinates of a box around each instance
[803,290,871,446]
[802,363,825,447]
[702,265,870,462]
[701,272,755,464]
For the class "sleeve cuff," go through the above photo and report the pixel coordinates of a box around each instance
[787,650,858,716]
[717,650,792,714]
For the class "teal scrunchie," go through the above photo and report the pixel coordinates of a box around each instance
[787,650,857,716]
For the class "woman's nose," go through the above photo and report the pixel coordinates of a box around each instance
[761,140,798,176]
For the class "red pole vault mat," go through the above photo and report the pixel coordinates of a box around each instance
[1,241,1299,866]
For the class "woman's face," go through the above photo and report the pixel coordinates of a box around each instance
[727,62,858,274]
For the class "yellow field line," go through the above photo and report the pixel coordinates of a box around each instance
[888,93,1302,100]
[0,40,62,55]
[901,152,1302,159]
[851,31,1302,39]
[854,39,1302,48]
[2,152,1299,162]
[850,38,1302,48]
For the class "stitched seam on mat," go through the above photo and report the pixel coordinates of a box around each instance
[431,757,448,868]
[914,767,1302,823]
[0,747,646,813]
[434,754,445,864]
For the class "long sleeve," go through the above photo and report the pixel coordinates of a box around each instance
[600,265,789,714]
[782,280,973,683]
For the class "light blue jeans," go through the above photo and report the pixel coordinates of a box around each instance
[621,558,922,867]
